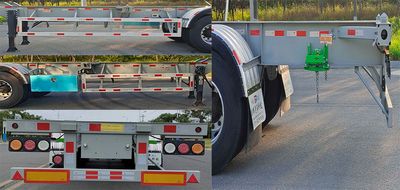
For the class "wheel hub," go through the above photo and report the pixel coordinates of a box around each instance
[201,24,212,45]
[0,80,12,101]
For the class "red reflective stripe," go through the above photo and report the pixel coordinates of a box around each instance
[348,29,356,36]
[27,32,35,36]
[176,88,183,91]
[84,7,92,10]
[178,22,181,28]
[275,30,284,36]
[170,64,176,66]
[89,123,101,131]
[138,143,147,154]
[164,33,172,36]
[164,19,172,22]
[142,18,150,22]
[249,29,260,36]
[133,88,141,92]
[153,88,162,91]
[86,176,98,180]
[57,33,64,36]
[296,30,307,37]
[110,176,122,180]
[97,74,105,77]
[4,6,12,8]
[86,171,98,175]
[102,8,110,10]
[232,50,241,64]
[99,88,106,92]
[141,33,149,36]
[56,18,64,21]
[149,64,156,67]
[113,18,122,21]
[113,88,121,92]
[85,33,93,36]
[201,62,208,65]
[133,74,141,77]
[112,75,120,77]
[37,123,50,130]
[29,64,36,67]
[113,33,121,36]
[61,64,68,67]
[176,74,183,77]
[132,64,140,67]
[189,81,194,87]
[154,74,162,77]
[177,8,186,10]
[114,64,121,67]
[82,83,86,89]
[85,18,93,21]
[164,125,176,133]
[27,17,35,20]
[110,171,122,175]
[65,142,74,153]
[67,8,75,11]
[320,30,330,35]
[152,8,159,11]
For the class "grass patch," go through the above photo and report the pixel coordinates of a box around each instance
[0,16,5,24]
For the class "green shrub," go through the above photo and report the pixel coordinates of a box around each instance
[0,16,6,24]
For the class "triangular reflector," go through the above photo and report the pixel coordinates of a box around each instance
[12,171,23,180]
[187,174,198,183]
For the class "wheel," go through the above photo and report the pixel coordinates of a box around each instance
[161,23,185,42]
[187,16,211,53]
[0,72,25,108]
[31,92,51,98]
[261,68,283,126]
[212,37,249,175]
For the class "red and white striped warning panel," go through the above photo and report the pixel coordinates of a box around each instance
[10,168,200,184]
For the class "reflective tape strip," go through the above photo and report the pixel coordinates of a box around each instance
[249,29,260,36]
[84,73,191,79]
[18,32,181,37]
[347,29,363,36]
[83,87,192,93]
[287,30,307,37]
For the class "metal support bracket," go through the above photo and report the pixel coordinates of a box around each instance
[7,10,18,52]
[354,66,395,128]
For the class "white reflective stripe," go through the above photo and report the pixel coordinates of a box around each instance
[310,31,320,37]
[265,30,275,36]
[286,31,296,37]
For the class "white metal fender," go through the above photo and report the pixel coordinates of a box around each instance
[182,7,211,28]
[0,63,30,84]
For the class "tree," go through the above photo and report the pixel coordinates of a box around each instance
[151,110,211,123]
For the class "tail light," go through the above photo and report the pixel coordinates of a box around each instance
[37,139,50,151]
[191,143,204,155]
[52,154,64,168]
[177,143,190,154]
[9,139,23,151]
[163,143,176,154]
[11,123,18,129]
[23,139,36,151]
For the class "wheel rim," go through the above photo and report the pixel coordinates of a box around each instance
[212,82,224,144]
[0,80,12,101]
[201,24,212,45]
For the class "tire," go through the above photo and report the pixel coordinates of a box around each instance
[187,16,211,53]
[212,35,249,175]
[261,69,283,126]
[0,72,25,108]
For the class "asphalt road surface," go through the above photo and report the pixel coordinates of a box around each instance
[11,81,212,110]
[0,25,207,55]
[0,143,211,190]
[213,68,400,190]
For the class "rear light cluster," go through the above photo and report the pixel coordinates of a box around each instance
[163,139,205,155]
[8,137,51,152]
